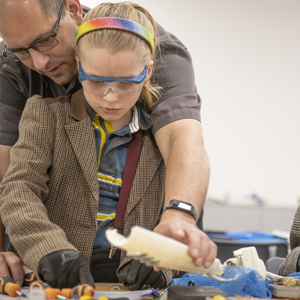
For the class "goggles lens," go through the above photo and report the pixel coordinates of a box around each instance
[79,61,148,97]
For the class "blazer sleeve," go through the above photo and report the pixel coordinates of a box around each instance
[278,206,300,275]
[0,95,77,277]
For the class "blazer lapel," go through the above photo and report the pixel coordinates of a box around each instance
[64,90,99,204]
[65,118,98,203]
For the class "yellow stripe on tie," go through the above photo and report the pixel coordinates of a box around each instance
[97,213,116,221]
[93,117,107,168]
[98,173,122,186]
[104,120,114,133]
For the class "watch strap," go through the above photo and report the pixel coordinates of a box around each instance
[162,200,198,223]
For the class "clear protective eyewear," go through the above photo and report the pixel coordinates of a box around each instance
[78,61,148,98]
[2,0,65,61]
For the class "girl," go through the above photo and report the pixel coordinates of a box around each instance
[0,1,172,290]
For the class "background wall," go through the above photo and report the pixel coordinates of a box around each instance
[84,0,300,209]
[87,0,299,208]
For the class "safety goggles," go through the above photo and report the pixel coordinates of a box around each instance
[78,62,148,98]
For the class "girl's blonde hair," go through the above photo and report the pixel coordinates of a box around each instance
[77,2,160,111]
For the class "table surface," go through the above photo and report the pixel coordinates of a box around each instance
[95,283,167,299]
[0,283,167,300]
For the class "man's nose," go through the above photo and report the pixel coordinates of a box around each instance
[29,49,51,71]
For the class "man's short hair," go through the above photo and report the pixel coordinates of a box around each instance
[39,0,65,18]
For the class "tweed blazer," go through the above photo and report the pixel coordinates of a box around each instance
[0,89,173,283]
[278,206,300,275]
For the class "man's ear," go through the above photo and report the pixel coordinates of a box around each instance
[145,60,154,81]
[66,0,83,26]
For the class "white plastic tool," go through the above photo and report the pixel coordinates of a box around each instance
[106,226,282,282]
[106,226,224,276]
[227,246,282,280]
[232,246,267,279]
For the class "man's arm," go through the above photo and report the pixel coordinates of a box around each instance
[0,145,11,252]
[154,119,217,269]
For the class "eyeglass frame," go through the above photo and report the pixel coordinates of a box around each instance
[2,0,66,61]
[78,61,149,84]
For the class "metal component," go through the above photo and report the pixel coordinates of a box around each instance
[109,245,118,259]
[111,285,122,292]
[15,290,27,298]
[235,255,243,267]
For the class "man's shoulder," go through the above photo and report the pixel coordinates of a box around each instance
[155,23,186,49]
[43,94,73,105]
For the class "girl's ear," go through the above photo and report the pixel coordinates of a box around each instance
[145,60,154,81]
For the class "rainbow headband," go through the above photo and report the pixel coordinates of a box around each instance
[76,17,154,54]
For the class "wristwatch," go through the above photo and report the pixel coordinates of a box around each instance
[162,200,198,223]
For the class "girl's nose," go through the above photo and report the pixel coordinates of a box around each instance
[103,86,119,101]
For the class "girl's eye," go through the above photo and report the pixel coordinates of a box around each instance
[118,81,134,88]
[91,80,106,86]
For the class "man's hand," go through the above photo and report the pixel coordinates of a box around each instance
[119,260,166,291]
[0,252,28,286]
[154,209,217,270]
[38,250,94,289]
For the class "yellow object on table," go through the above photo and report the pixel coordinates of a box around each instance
[79,296,93,300]
[213,296,227,300]
[274,277,300,287]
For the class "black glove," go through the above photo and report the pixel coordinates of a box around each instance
[118,260,166,291]
[297,254,300,272]
[38,250,94,289]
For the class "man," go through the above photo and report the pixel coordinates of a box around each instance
[0,0,216,286]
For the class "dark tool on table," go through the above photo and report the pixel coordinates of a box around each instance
[23,272,38,287]
[30,280,64,300]
[61,284,95,299]
[0,275,27,297]
[167,286,227,300]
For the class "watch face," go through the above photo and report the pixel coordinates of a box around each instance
[178,202,192,211]
[164,200,197,223]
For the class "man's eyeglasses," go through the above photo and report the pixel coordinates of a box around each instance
[2,0,66,61]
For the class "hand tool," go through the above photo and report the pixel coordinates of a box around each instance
[61,284,95,299]
[30,280,64,300]
[0,275,27,297]
[23,272,38,287]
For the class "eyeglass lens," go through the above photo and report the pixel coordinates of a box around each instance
[3,0,65,61]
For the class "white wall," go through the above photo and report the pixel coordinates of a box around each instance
[78,1,299,207]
